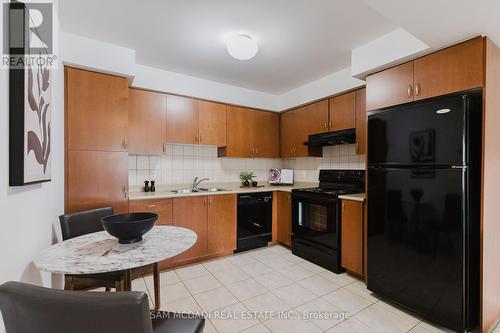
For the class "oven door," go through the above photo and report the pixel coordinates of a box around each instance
[292,192,340,249]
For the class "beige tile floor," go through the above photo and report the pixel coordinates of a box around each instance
[132,245,454,333]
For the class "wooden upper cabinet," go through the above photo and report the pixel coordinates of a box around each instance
[166,95,199,144]
[293,106,312,157]
[172,196,208,262]
[207,194,237,256]
[329,91,356,131]
[129,198,173,225]
[366,61,414,111]
[414,37,484,100]
[355,88,367,155]
[341,200,364,276]
[366,37,485,111]
[304,100,330,134]
[226,106,255,157]
[198,101,227,146]
[128,89,167,155]
[280,110,295,158]
[66,150,128,214]
[254,111,280,158]
[65,67,129,152]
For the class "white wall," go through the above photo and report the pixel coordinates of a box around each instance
[0,1,64,330]
[351,28,429,78]
[277,67,365,110]
[61,33,367,112]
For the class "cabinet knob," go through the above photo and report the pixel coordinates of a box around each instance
[407,84,413,98]
[415,83,421,96]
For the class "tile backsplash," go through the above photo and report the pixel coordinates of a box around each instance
[128,143,365,187]
[283,144,366,182]
[129,144,282,186]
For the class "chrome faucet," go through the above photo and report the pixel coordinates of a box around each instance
[192,177,209,190]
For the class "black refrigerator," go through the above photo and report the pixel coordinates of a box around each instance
[367,90,482,333]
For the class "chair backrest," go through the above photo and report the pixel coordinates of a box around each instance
[59,207,114,240]
[0,281,153,333]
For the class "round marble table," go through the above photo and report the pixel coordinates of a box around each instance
[34,226,197,296]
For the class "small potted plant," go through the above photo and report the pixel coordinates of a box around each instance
[240,171,256,187]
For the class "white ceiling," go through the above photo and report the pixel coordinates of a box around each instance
[59,0,396,94]
[361,0,500,49]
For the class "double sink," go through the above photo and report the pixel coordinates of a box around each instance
[171,188,229,194]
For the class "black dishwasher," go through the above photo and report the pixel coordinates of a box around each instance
[236,192,273,252]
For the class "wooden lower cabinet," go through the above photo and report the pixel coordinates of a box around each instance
[129,198,173,225]
[66,150,128,213]
[171,196,208,264]
[129,198,173,270]
[168,194,237,267]
[277,192,292,247]
[207,194,237,256]
[341,199,364,277]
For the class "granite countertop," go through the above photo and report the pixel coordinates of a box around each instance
[34,226,197,274]
[338,193,366,202]
[129,182,319,201]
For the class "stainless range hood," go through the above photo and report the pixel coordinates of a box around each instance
[303,128,356,147]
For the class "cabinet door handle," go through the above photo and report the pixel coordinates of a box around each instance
[163,143,166,153]
[324,121,328,129]
[329,120,332,128]
[407,84,413,98]
[122,138,128,149]
[356,142,359,152]
[195,134,199,142]
[203,198,207,206]
[415,83,421,96]
[123,187,128,199]
[208,199,212,206]
[146,204,157,208]
[199,133,202,143]
[342,202,345,212]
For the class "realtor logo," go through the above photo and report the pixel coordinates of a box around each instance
[3,0,55,68]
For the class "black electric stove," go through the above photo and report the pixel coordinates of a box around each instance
[291,170,365,273]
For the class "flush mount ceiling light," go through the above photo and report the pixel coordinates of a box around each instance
[225,34,258,60]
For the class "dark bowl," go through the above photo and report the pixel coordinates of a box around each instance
[101,212,158,244]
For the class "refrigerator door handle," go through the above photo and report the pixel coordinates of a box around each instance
[452,166,467,169]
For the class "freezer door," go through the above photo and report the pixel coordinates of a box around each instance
[367,167,477,332]
[368,93,470,166]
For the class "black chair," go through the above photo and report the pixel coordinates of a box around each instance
[0,281,204,333]
[59,207,161,309]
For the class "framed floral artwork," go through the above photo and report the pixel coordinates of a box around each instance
[9,1,52,185]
